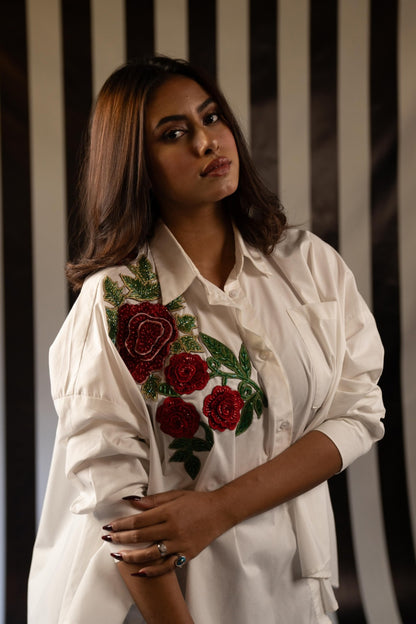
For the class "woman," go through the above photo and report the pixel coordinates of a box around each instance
[28,56,385,624]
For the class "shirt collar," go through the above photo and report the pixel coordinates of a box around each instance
[234,225,272,279]
[149,220,271,305]
[149,221,198,305]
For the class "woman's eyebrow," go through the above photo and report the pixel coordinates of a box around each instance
[155,97,214,129]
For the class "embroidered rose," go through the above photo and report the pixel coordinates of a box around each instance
[165,353,210,395]
[117,302,177,383]
[156,397,200,439]
[203,385,244,431]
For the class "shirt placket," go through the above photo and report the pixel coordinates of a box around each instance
[217,281,295,458]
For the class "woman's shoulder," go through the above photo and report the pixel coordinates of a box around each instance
[275,227,340,261]
[267,227,356,304]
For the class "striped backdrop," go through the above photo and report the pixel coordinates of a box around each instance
[0,1,415,622]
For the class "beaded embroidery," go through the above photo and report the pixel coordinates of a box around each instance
[104,256,268,479]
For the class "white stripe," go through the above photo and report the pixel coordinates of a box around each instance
[26,0,68,522]
[154,0,188,60]
[278,0,311,229]
[398,0,416,560]
[216,0,250,143]
[338,1,401,622]
[91,0,126,98]
[0,98,6,624]
[337,0,371,300]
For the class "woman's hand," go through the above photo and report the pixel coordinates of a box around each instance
[102,489,231,577]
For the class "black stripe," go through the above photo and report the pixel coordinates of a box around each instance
[370,1,416,620]
[188,0,216,79]
[0,2,36,623]
[249,0,278,195]
[328,476,366,623]
[310,3,366,620]
[310,0,339,250]
[61,0,93,305]
[125,0,154,60]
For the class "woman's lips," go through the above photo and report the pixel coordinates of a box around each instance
[201,157,231,177]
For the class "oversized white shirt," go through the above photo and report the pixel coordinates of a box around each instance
[28,223,385,624]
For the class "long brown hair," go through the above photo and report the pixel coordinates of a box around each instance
[67,56,287,290]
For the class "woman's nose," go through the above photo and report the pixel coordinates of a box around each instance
[193,129,219,156]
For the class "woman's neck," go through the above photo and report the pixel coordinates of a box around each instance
[161,206,235,289]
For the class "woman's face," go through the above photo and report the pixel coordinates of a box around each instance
[144,76,239,218]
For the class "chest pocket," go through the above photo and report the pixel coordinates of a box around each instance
[287,301,338,410]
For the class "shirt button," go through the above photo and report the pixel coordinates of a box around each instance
[279,420,291,431]
[259,350,270,361]
[228,289,238,299]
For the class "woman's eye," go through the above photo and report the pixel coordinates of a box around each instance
[163,128,185,141]
[204,112,220,125]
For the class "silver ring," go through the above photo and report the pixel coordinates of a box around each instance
[157,542,168,557]
[174,554,187,568]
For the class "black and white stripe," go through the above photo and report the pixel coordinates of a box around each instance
[0,1,415,622]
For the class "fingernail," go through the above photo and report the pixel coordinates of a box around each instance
[110,552,124,561]
[131,571,147,577]
[102,524,113,531]
[102,535,113,542]
[122,495,142,501]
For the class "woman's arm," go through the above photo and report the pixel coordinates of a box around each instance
[116,566,194,624]
[104,430,342,576]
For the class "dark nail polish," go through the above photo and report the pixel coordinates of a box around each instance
[131,571,147,577]
[110,552,124,561]
[102,535,113,542]
[122,495,142,501]
[102,524,113,531]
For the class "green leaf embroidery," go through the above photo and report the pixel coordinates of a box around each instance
[141,374,161,401]
[170,449,190,463]
[200,333,243,375]
[236,401,254,436]
[254,394,264,417]
[200,421,214,447]
[181,335,203,352]
[191,438,213,452]
[238,381,254,400]
[106,308,118,344]
[103,276,125,307]
[169,438,193,450]
[170,336,203,354]
[239,344,252,377]
[121,274,161,301]
[184,454,201,480]
[206,357,220,375]
[158,382,180,397]
[167,421,213,479]
[175,314,197,333]
[129,256,157,282]
[166,296,185,311]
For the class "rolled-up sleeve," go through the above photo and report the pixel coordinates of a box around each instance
[315,270,385,469]
[56,394,150,522]
[50,271,152,525]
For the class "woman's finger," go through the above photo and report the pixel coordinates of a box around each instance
[131,553,186,578]
[103,523,168,545]
[104,507,166,532]
[111,542,170,565]
[123,490,186,511]
[103,490,188,532]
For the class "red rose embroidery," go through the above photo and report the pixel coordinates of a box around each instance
[165,353,210,395]
[203,385,244,431]
[117,302,177,383]
[156,397,200,438]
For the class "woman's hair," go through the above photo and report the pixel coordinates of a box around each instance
[67,56,287,290]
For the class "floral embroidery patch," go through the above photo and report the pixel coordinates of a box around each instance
[104,256,268,479]
[117,302,177,383]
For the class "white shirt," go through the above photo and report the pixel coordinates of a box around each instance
[28,223,385,624]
